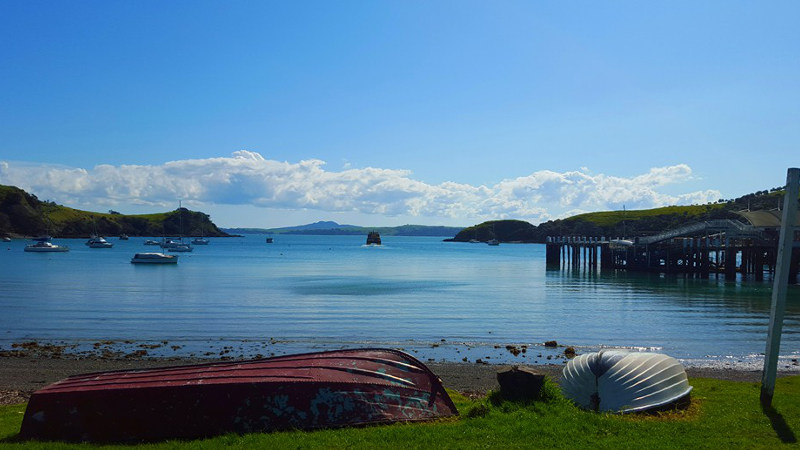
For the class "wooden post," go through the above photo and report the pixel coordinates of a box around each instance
[755,249,764,281]
[742,247,750,279]
[761,168,800,407]
[600,243,611,269]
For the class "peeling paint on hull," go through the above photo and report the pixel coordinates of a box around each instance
[20,348,458,442]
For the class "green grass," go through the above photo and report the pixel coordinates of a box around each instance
[1,376,798,448]
[42,204,168,226]
[567,204,727,228]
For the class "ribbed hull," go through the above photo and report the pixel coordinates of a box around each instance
[561,350,692,413]
[20,348,457,442]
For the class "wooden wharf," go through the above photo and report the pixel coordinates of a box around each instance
[545,218,800,282]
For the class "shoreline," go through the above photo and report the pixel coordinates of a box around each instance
[5,337,797,371]
[0,355,793,406]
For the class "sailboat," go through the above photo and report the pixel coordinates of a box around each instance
[27,219,70,252]
[487,223,499,245]
[86,218,113,248]
[25,237,69,252]
[86,235,113,248]
[168,202,193,252]
[191,236,209,245]
[191,226,209,245]
[167,241,192,252]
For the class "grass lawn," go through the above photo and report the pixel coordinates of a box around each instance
[567,204,726,228]
[1,376,798,449]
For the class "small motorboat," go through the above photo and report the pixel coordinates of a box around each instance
[487,239,499,246]
[119,234,129,240]
[366,231,381,245]
[561,350,692,413]
[144,239,160,246]
[191,237,209,245]
[24,241,69,252]
[85,235,113,248]
[2,236,11,242]
[158,238,181,248]
[167,243,193,252]
[130,252,178,264]
[19,348,457,442]
[266,237,274,243]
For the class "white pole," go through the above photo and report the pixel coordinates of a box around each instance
[761,168,800,406]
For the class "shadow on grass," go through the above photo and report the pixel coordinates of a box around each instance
[762,404,797,443]
[0,433,22,444]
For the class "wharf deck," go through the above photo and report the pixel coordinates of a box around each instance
[545,219,800,282]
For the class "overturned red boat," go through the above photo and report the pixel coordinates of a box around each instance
[20,348,458,442]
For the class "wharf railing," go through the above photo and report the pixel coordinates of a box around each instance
[637,219,761,245]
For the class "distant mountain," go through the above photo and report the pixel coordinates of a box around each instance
[277,221,360,231]
[224,222,464,237]
[0,184,231,238]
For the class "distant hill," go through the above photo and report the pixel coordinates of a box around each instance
[446,220,537,243]
[0,184,231,238]
[448,187,797,243]
[225,221,464,237]
[291,220,358,230]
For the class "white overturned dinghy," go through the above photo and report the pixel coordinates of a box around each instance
[561,350,692,413]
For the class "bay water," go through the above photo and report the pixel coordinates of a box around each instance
[2,234,799,371]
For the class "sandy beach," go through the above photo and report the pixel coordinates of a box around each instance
[0,355,783,406]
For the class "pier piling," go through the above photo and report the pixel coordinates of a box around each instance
[546,223,799,282]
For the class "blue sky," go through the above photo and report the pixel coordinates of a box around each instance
[1,1,798,227]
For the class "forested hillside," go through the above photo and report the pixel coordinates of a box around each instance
[0,185,229,238]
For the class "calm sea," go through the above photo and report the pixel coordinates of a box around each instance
[2,234,799,371]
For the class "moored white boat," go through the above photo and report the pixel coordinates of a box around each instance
[86,235,113,248]
[159,238,181,248]
[130,252,178,264]
[24,241,70,252]
[168,243,193,252]
[191,237,209,245]
[561,350,692,413]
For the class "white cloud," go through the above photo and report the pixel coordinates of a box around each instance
[0,152,720,225]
